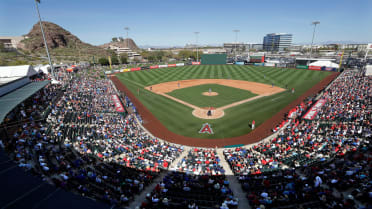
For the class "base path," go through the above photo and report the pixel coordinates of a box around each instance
[146,79,285,119]
[111,72,339,147]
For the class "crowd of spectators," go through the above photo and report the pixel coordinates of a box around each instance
[1,67,182,207]
[142,149,236,209]
[173,148,225,175]
[224,69,371,208]
[1,66,370,209]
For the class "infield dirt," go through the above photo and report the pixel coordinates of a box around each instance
[144,79,285,119]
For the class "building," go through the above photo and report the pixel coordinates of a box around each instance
[202,48,227,54]
[263,33,292,52]
[0,36,25,49]
[105,45,142,60]
[223,43,249,55]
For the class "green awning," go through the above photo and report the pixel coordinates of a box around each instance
[0,81,50,123]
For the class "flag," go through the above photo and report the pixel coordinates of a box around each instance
[108,56,112,70]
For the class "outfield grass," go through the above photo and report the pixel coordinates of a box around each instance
[116,65,332,139]
[167,84,257,108]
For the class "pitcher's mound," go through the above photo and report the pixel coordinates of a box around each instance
[202,92,218,96]
[192,108,224,119]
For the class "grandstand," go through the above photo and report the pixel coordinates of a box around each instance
[0,63,370,209]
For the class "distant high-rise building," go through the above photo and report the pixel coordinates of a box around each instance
[263,33,292,52]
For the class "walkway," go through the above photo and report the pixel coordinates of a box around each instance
[217,149,251,209]
[126,147,190,209]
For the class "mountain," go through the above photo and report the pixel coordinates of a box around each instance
[100,38,139,51]
[20,21,110,62]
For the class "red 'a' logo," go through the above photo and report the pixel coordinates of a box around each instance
[199,123,214,134]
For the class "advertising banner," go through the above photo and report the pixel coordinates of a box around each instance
[176,63,185,67]
[302,99,327,120]
[168,64,177,67]
[131,67,141,71]
[192,62,201,65]
[159,65,168,68]
[309,66,321,71]
[123,68,131,72]
[264,63,275,67]
[235,62,245,65]
[105,71,112,74]
[296,65,309,69]
[150,65,159,69]
[112,95,125,112]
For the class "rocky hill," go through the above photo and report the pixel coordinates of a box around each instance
[100,38,139,51]
[20,21,110,62]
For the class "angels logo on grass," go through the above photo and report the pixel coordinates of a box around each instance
[199,123,214,134]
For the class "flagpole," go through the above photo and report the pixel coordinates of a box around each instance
[34,0,54,78]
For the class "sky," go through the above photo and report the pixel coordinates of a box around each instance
[1,0,371,47]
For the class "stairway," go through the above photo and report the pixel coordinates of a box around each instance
[216,149,251,209]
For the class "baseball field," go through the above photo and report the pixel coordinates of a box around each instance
[115,65,333,140]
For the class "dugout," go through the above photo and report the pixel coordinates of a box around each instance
[201,54,227,65]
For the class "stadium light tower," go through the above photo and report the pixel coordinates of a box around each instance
[194,32,200,62]
[34,0,54,78]
[124,27,130,48]
[309,21,320,60]
[233,29,240,60]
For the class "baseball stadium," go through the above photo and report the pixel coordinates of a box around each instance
[1,0,371,209]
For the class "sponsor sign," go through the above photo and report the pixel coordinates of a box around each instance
[123,68,131,72]
[168,64,177,67]
[150,65,159,69]
[131,67,141,71]
[302,99,327,120]
[296,65,308,69]
[159,64,168,68]
[309,66,321,70]
[105,71,112,74]
[199,123,214,134]
[264,63,275,67]
[192,62,201,65]
[235,62,245,65]
[176,63,185,67]
[112,95,125,112]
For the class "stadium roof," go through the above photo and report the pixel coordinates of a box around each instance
[0,65,38,85]
[0,81,49,123]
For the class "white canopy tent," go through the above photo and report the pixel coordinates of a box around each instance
[309,60,339,68]
[0,65,38,78]
[34,64,50,75]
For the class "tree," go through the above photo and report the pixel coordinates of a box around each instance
[0,42,5,52]
[111,55,119,65]
[357,51,366,58]
[98,57,109,65]
[120,54,128,64]
[118,37,124,42]
[112,37,118,42]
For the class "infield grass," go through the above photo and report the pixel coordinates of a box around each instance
[167,84,257,108]
[116,65,332,139]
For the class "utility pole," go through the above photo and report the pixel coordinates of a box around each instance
[124,27,130,48]
[34,0,54,78]
[233,30,240,60]
[309,21,320,61]
[194,32,199,62]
